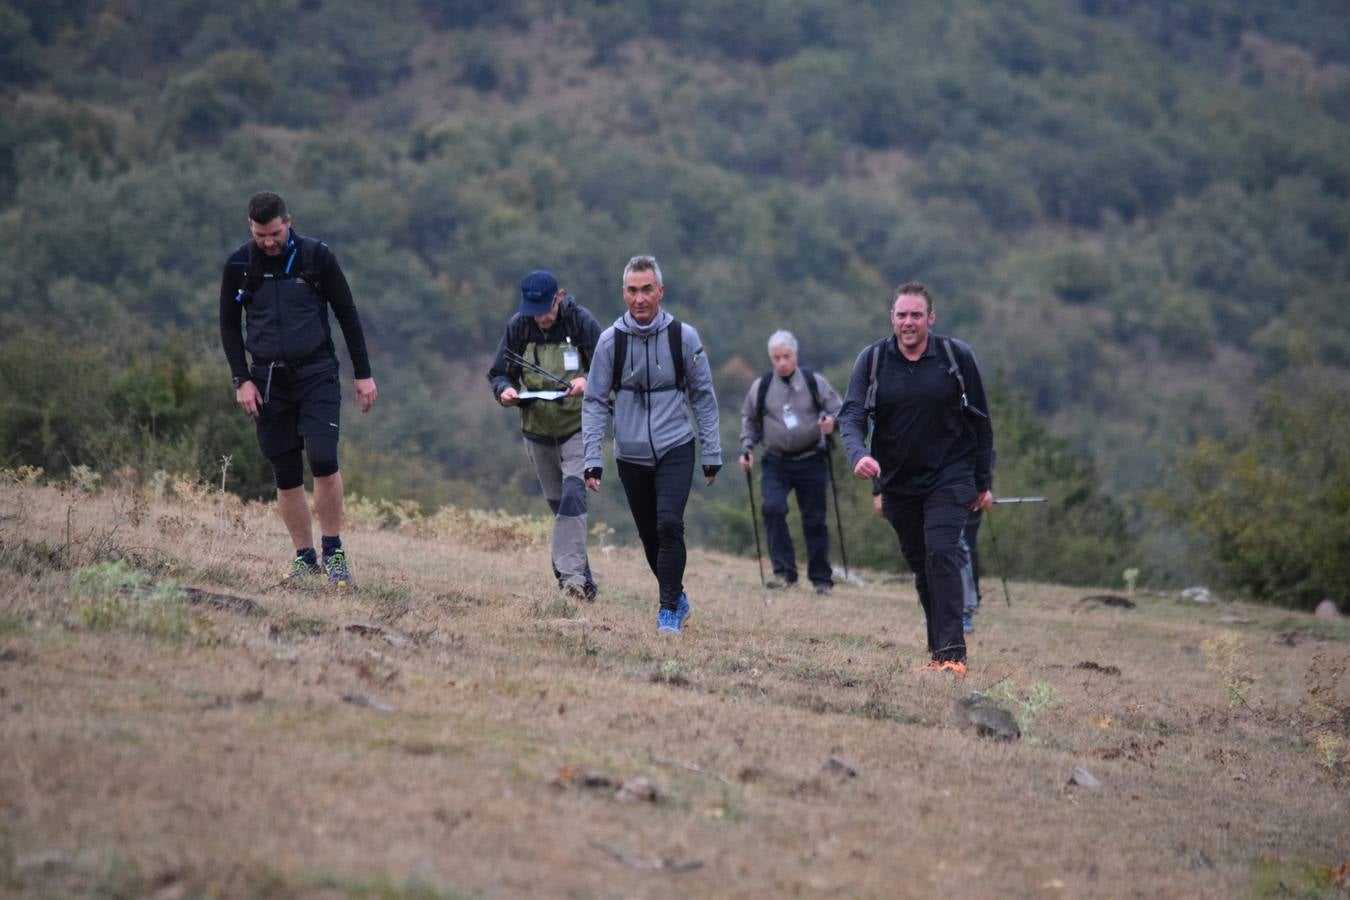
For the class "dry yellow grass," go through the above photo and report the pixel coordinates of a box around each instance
[2,475,1348,899]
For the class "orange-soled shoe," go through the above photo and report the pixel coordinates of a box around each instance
[918,659,967,677]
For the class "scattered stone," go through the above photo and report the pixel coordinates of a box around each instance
[823,753,858,777]
[832,567,865,588]
[1314,599,1342,619]
[1079,594,1135,609]
[1182,586,1215,604]
[1068,767,1101,789]
[954,692,1021,740]
[340,692,395,712]
[616,776,661,803]
[341,620,414,649]
[182,587,266,617]
[554,765,615,790]
[0,646,32,664]
[1074,661,1122,676]
[16,850,71,873]
[590,839,703,872]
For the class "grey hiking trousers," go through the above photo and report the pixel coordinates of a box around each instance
[523,432,592,592]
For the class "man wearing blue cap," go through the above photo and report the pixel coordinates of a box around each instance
[488,270,602,600]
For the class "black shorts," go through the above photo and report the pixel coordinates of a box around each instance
[251,357,341,459]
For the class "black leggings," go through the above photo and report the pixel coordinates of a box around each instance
[617,440,694,611]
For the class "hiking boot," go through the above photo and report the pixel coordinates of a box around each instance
[962,611,975,633]
[282,554,322,583]
[324,548,354,589]
[657,608,681,634]
[583,581,598,602]
[814,583,833,596]
[919,659,967,677]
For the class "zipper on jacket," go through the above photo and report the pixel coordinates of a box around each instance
[644,334,656,461]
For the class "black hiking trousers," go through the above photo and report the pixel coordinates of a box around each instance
[616,440,694,612]
[881,482,977,662]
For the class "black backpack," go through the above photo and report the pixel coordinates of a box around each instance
[863,336,987,419]
[754,367,824,433]
[237,236,324,303]
[610,319,685,397]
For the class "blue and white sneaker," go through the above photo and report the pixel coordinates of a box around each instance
[657,608,681,634]
[674,593,691,629]
[962,611,975,633]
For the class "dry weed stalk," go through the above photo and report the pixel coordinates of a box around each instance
[1201,631,1256,710]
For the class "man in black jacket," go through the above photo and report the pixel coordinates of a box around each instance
[487,270,601,601]
[839,282,993,676]
[219,191,377,588]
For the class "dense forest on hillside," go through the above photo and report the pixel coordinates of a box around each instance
[2,0,1348,605]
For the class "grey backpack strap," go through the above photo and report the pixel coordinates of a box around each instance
[941,337,966,396]
[864,339,883,415]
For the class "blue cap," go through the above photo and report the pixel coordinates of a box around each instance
[519,270,559,316]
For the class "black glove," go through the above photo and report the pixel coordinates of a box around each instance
[702,464,722,479]
[584,467,602,483]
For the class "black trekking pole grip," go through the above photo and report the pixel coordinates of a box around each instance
[744,462,766,587]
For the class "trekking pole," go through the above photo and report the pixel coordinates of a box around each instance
[824,435,849,582]
[744,462,766,587]
[984,505,1013,607]
[503,349,572,389]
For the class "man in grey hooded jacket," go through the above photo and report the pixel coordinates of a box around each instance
[582,255,722,634]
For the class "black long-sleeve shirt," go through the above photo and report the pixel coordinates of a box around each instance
[839,334,994,497]
[218,231,372,382]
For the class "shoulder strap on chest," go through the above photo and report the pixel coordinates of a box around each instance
[864,338,886,415]
[668,318,685,390]
[610,319,686,395]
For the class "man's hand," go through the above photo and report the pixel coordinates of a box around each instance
[971,490,993,512]
[499,387,520,407]
[738,451,753,472]
[585,467,602,493]
[853,455,881,479]
[236,380,262,419]
[565,376,587,398]
[585,477,601,493]
[872,493,883,517]
[818,414,835,436]
[355,377,378,413]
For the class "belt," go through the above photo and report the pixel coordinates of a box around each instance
[250,347,333,402]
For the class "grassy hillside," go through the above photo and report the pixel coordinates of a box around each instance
[3,0,1349,595]
[2,474,1347,897]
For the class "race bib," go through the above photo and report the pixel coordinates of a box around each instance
[782,404,800,430]
[563,347,580,371]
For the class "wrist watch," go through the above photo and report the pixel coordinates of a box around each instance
[232,375,249,389]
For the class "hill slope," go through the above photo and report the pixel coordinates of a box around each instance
[2,478,1347,897]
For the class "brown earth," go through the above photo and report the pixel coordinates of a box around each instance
[1,476,1348,898]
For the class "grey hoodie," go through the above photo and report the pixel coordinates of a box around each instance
[582,310,722,470]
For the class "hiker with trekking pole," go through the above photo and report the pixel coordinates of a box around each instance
[488,270,602,602]
[738,330,844,595]
[840,282,995,678]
